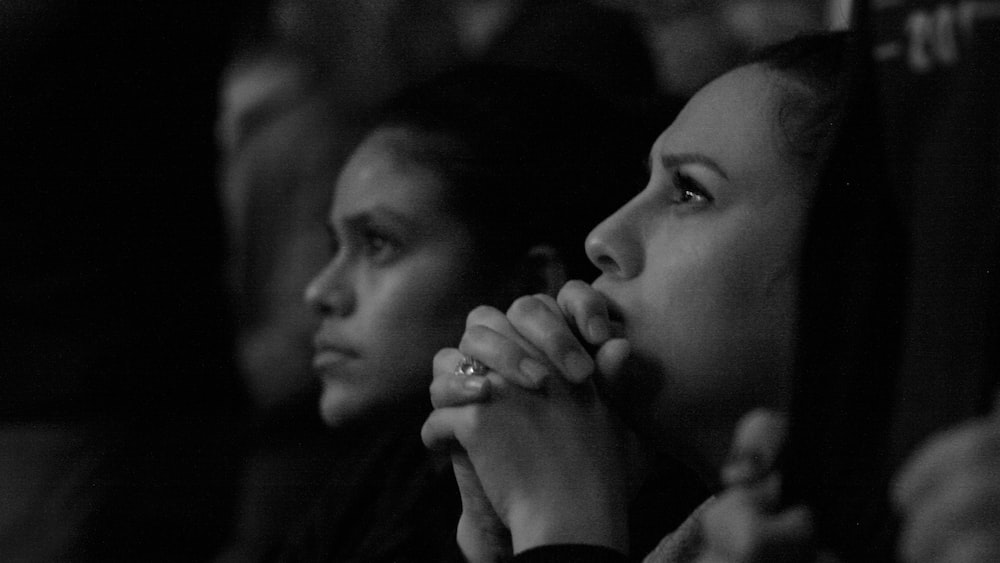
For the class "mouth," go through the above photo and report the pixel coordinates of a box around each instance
[312,342,358,372]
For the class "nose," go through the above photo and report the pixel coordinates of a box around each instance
[303,260,355,317]
[585,196,643,280]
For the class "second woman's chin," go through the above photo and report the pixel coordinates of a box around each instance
[317,380,429,430]
[317,379,376,429]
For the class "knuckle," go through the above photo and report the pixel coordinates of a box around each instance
[507,294,548,321]
[558,281,599,314]
[466,305,500,327]
[563,279,590,293]
[434,347,456,364]
[429,376,448,403]
[532,293,558,310]
[558,279,591,300]
[420,419,435,447]
[459,325,492,351]
[433,348,459,374]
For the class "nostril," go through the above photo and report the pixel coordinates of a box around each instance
[593,254,620,277]
[314,300,334,316]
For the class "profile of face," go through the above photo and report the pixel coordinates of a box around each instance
[305,128,492,427]
[587,65,819,472]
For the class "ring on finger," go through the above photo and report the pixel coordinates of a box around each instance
[454,355,488,377]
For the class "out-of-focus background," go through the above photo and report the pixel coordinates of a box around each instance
[2,1,841,561]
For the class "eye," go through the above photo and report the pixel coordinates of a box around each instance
[361,228,400,263]
[670,170,714,207]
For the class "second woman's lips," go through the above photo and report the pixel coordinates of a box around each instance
[312,342,358,370]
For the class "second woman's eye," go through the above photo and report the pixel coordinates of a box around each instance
[670,170,714,207]
[361,228,401,263]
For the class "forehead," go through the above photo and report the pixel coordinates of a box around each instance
[331,130,449,219]
[654,65,795,182]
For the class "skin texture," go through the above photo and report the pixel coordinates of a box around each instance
[422,64,822,559]
[305,128,493,427]
[585,65,815,477]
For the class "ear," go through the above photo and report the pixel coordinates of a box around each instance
[510,244,568,299]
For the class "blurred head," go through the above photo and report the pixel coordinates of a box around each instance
[305,65,648,427]
[586,33,853,479]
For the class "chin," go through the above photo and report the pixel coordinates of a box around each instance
[317,379,433,430]
[317,384,371,428]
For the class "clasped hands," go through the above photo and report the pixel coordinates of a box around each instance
[420,281,633,561]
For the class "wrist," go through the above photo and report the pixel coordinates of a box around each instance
[508,498,628,556]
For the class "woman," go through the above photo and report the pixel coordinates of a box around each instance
[277,64,659,562]
[422,32,857,561]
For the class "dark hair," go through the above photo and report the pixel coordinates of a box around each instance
[359,63,656,281]
[766,31,903,560]
[745,32,856,171]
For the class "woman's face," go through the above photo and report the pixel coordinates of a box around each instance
[305,129,487,427]
[587,65,817,473]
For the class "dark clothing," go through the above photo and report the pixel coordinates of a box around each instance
[277,416,463,563]
[510,496,711,563]
[277,414,703,562]
[515,545,629,563]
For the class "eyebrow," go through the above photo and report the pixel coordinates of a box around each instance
[648,152,730,181]
[334,205,420,234]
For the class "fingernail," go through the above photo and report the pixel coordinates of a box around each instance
[587,317,609,342]
[463,377,486,392]
[519,358,550,385]
[564,351,594,382]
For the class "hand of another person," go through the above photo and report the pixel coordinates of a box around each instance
[893,408,1000,563]
[697,410,823,563]
[423,346,631,556]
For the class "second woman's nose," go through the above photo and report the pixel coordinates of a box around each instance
[585,197,644,281]
[303,261,356,317]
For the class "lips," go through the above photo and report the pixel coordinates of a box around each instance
[312,339,359,372]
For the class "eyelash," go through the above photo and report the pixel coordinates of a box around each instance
[670,170,713,206]
[361,228,400,262]
[325,228,400,264]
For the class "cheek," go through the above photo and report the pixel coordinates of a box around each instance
[633,226,798,396]
[362,260,481,366]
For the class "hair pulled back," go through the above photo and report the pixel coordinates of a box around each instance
[364,63,654,280]
[746,32,857,172]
